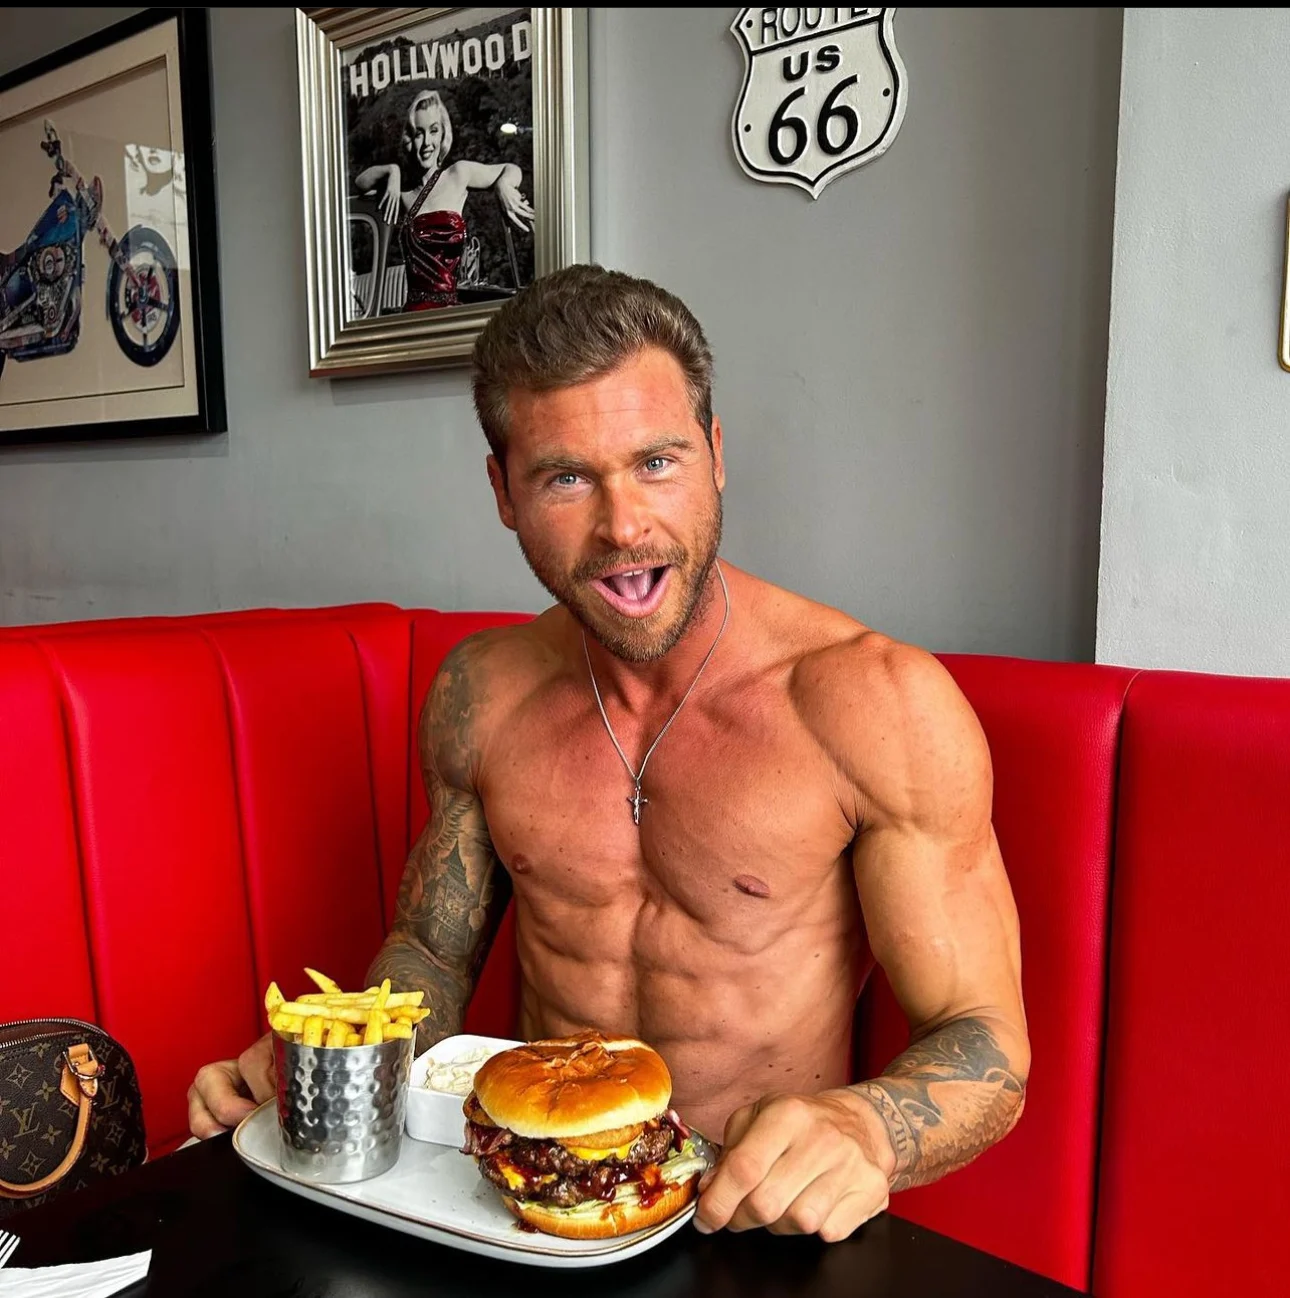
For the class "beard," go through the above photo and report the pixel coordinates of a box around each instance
[516,490,723,663]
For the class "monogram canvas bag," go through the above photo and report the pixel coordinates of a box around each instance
[0,1018,146,1216]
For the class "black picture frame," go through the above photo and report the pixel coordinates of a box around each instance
[0,7,226,445]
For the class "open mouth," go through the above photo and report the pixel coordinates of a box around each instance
[590,565,672,619]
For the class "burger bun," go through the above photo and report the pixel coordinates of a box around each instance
[472,1031,673,1139]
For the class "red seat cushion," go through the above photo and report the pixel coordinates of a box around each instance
[0,642,96,1024]
[38,630,261,1154]
[200,621,389,1000]
[0,602,402,640]
[856,654,1138,1291]
[344,612,416,930]
[1093,671,1290,1297]
[1,608,417,1156]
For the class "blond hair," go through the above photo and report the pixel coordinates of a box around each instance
[471,264,714,467]
[401,89,452,168]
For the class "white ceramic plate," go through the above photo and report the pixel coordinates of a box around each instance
[232,1100,711,1268]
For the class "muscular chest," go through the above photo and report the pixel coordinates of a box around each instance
[478,687,855,935]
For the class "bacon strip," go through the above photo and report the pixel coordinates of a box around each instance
[662,1108,692,1151]
[461,1120,512,1157]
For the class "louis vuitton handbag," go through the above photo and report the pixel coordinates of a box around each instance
[0,1017,147,1216]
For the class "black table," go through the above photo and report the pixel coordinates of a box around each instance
[8,1137,1080,1297]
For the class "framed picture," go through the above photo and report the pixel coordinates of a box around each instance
[0,8,225,445]
[1280,194,1290,373]
[296,6,588,377]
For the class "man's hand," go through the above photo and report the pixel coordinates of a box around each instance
[694,1090,894,1242]
[187,1033,275,1139]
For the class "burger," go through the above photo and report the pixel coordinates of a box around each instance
[460,1031,709,1239]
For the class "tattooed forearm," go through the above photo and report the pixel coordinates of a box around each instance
[367,634,512,1051]
[367,938,473,1050]
[851,1016,1027,1192]
[367,825,512,1050]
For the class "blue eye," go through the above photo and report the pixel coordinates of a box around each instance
[644,457,669,473]
[551,472,580,487]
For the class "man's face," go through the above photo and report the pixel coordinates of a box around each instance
[488,347,725,663]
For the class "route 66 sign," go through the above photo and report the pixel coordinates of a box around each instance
[731,8,908,199]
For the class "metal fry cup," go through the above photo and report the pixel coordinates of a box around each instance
[273,1032,412,1183]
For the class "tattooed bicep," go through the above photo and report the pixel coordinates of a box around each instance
[419,633,498,792]
[392,778,510,976]
[395,634,511,976]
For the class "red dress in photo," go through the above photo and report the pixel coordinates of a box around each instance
[398,167,465,310]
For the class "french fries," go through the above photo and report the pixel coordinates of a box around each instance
[363,979,392,1046]
[265,968,427,1048]
[304,967,342,995]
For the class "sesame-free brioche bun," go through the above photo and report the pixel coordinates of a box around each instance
[472,1031,673,1139]
[501,1175,699,1240]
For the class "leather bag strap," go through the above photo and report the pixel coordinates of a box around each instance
[0,1043,98,1198]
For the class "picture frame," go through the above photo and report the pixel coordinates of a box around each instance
[0,7,226,445]
[295,6,589,378]
[1280,194,1290,373]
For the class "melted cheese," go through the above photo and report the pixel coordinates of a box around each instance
[564,1141,635,1161]
[495,1159,556,1191]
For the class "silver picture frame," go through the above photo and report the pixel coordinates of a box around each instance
[295,6,588,377]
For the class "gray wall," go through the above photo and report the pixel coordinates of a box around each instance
[0,7,1122,660]
[1097,9,1290,675]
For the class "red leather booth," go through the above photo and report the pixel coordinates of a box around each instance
[3,604,1286,1296]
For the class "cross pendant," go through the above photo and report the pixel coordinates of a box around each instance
[628,785,648,825]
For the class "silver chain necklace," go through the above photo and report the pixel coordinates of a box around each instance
[582,560,731,824]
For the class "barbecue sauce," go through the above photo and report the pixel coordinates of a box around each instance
[636,1163,666,1209]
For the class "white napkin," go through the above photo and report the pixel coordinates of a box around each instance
[0,1249,151,1298]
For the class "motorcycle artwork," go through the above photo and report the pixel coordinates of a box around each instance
[0,119,181,383]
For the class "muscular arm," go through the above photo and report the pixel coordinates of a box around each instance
[367,636,511,1050]
[842,643,1030,1191]
[852,1017,1025,1191]
[693,638,1028,1238]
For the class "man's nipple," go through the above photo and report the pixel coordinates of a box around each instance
[733,873,771,899]
[511,853,534,875]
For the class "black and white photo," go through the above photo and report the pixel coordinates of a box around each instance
[296,7,587,376]
[343,9,536,319]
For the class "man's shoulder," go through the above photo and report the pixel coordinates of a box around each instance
[773,604,988,825]
[749,575,921,691]
[793,625,947,707]
[787,621,955,742]
[419,618,556,790]
[428,614,560,711]
[733,569,951,699]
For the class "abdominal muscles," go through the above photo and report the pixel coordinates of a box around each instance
[514,879,867,1139]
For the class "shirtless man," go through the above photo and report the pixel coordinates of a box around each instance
[188,265,1029,1243]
